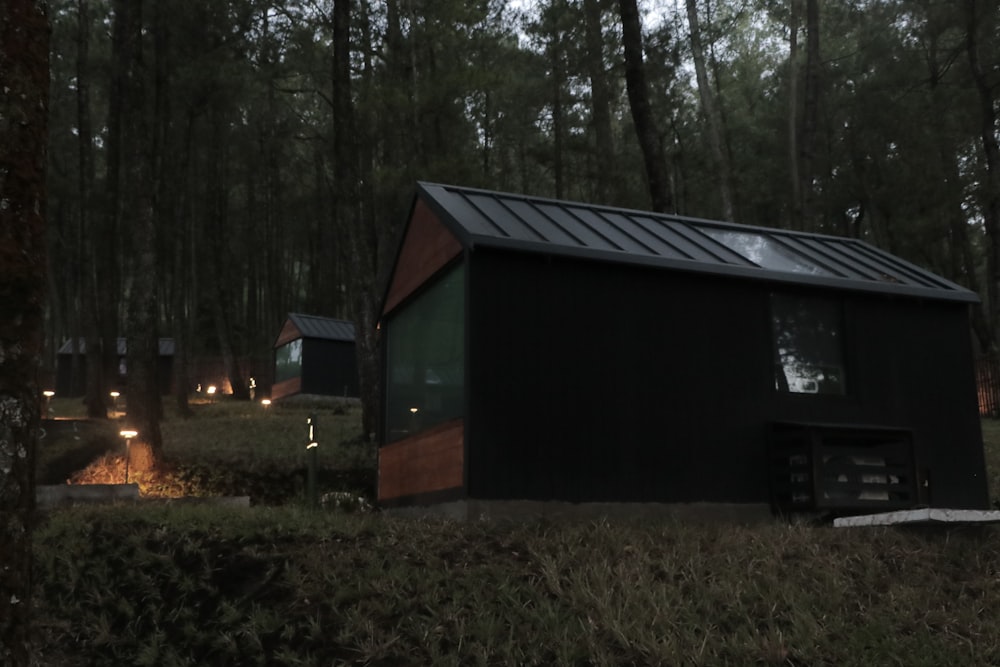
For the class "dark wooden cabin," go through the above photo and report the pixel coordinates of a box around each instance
[377,182,989,515]
[272,314,358,401]
[55,337,175,397]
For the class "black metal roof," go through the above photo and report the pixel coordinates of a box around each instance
[416,182,978,303]
[286,314,355,342]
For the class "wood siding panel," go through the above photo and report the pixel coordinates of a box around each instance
[379,419,464,501]
[270,376,302,401]
[274,320,303,348]
[383,199,463,317]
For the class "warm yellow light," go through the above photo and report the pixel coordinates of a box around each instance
[119,429,138,439]
[207,385,217,395]
[409,407,419,414]
[43,390,55,398]
[261,398,272,407]
[109,391,120,398]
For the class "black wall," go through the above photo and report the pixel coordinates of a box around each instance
[466,248,988,508]
[301,339,359,398]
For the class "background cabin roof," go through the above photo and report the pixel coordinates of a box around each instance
[283,314,355,343]
[414,182,978,304]
[57,338,175,356]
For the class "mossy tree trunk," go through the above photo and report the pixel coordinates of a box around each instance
[0,1,49,663]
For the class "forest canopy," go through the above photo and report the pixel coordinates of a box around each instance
[44,0,1000,427]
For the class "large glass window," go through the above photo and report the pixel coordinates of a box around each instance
[274,338,303,384]
[771,294,846,395]
[386,263,465,441]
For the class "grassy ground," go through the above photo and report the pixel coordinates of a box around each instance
[29,405,1000,665]
[38,396,372,503]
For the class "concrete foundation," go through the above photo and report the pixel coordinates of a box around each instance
[36,483,140,508]
[35,484,251,509]
[385,499,775,523]
[834,508,1000,527]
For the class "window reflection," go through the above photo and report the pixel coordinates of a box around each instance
[704,229,832,276]
[771,294,846,395]
[274,339,303,384]
[386,264,465,440]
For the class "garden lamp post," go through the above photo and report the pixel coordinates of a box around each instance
[109,391,120,418]
[120,429,138,484]
[306,413,318,507]
[42,390,54,417]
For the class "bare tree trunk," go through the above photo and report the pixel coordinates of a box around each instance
[799,0,821,231]
[618,0,673,212]
[117,0,164,468]
[584,0,618,204]
[925,26,994,352]
[0,2,48,663]
[97,0,127,415]
[787,0,802,230]
[334,0,379,438]
[75,0,109,419]
[551,37,565,199]
[966,0,1000,351]
[686,0,735,220]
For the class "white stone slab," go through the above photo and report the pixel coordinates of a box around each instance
[833,508,1000,527]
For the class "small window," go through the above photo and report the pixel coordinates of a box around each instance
[275,338,303,384]
[771,294,846,395]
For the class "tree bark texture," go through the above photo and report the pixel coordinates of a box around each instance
[117,0,164,464]
[799,0,821,231]
[966,0,1000,352]
[685,0,735,221]
[0,1,49,663]
[583,0,618,205]
[787,0,802,230]
[334,0,380,439]
[618,0,673,213]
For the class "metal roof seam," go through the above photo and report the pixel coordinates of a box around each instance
[792,237,884,281]
[526,201,588,246]
[847,241,955,291]
[629,216,699,260]
[559,204,628,252]
[766,233,850,279]
[458,192,515,239]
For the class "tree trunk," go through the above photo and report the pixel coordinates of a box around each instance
[117,0,164,467]
[92,0,126,418]
[799,0,821,231]
[966,0,1000,351]
[686,0,735,220]
[583,0,618,205]
[0,2,49,663]
[333,0,379,439]
[618,0,673,213]
[75,0,109,419]
[787,0,802,230]
[550,35,565,199]
[925,25,994,352]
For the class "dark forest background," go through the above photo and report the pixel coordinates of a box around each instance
[43,0,1000,439]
